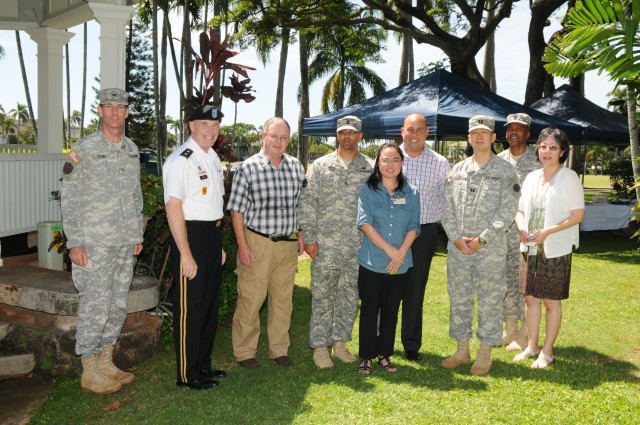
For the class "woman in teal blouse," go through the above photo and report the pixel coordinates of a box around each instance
[356,143,421,375]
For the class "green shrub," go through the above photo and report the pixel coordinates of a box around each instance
[605,158,637,199]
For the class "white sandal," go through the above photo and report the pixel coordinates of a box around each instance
[513,346,540,362]
[531,351,554,369]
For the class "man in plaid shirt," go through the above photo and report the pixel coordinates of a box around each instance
[228,117,306,369]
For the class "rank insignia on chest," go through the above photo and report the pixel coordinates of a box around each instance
[202,187,207,196]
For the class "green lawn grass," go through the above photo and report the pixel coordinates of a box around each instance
[31,236,640,425]
[582,174,612,190]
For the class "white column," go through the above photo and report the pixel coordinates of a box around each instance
[89,3,134,90]
[26,28,74,155]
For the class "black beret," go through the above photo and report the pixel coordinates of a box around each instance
[188,105,224,122]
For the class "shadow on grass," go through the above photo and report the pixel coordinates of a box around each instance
[575,235,640,264]
[488,345,640,389]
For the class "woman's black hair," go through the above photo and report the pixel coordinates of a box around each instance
[366,143,406,192]
[534,127,570,164]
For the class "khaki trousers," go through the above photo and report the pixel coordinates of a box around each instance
[232,229,298,361]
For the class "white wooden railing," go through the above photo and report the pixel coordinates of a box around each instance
[0,149,67,239]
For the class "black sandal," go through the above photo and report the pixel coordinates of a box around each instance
[358,358,373,375]
[377,356,398,373]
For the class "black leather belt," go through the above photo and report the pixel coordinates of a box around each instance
[247,227,297,242]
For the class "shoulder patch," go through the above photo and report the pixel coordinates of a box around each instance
[513,183,521,193]
[180,148,193,159]
[63,162,74,174]
[302,178,308,188]
[68,150,81,164]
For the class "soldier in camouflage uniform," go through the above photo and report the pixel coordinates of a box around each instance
[299,116,374,369]
[61,88,144,394]
[497,113,541,352]
[441,115,519,376]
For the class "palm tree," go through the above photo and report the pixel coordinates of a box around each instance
[15,31,37,137]
[2,116,17,136]
[585,145,610,175]
[80,22,88,138]
[543,0,640,200]
[9,103,29,126]
[307,23,387,113]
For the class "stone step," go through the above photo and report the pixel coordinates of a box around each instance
[0,352,35,377]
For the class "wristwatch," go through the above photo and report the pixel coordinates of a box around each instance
[478,237,487,246]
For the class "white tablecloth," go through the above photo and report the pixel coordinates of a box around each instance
[580,203,635,231]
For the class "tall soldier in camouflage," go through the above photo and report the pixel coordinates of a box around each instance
[299,116,374,369]
[61,88,144,394]
[498,113,541,352]
[441,115,519,376]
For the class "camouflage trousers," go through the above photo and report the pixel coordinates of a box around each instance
[446,244,507,346]
[72,245,134,357]
[503,226,525,320]
[308,255,360,348]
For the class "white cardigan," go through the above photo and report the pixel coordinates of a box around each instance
[519,167,585,258]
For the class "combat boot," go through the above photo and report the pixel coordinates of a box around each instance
[332,341,357,364]
[470,343,493,376]
[98,345,135,385]
[81,355,122,394]
[502,317,519,346]
[313,347,334,369]
[506,322,528,352]
[441,340,471,369]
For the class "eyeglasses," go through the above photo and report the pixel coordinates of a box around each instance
[380,158,402,165]
[539,145,560,152]
[266,134,289,142]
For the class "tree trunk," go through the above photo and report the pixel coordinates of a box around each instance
[399,33,410,86]
[627,86,640,200]
[15,31,37,138]
[183,0,192,140]
[483,0,497,93]
[524,0,567,106]
[158,11,168,165]
[297,31,310,169]
[151,0,161,172]
[566,74,584,173]
[213,1,223,107]
[275,28,290,118]
[80,23,87,138]
[408,36,414,82]
[125,20,134,138]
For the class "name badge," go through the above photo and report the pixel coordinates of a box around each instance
[393,198,406,205]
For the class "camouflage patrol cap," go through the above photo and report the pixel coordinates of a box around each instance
[337,116,362,132]
[469,115,495,132]
[505,113,532,127]
[188,105,224,122]
[98,88,129,106]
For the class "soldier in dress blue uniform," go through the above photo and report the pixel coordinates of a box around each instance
[163,105,227,390]
[61,88,144,394]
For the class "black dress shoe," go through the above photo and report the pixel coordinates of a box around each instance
[405,350,422,362]
[201,368,227,379]
[176,378,219,390]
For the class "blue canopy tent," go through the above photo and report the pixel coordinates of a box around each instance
[302,69,584,142]
[531,84,631,147]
